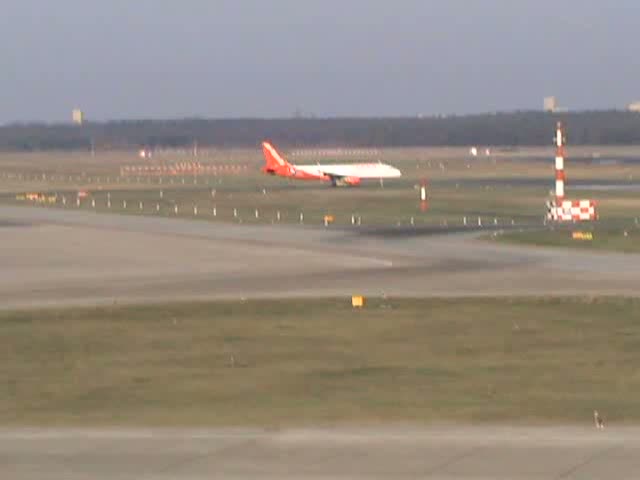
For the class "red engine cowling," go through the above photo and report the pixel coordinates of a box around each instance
[343,176,361,186]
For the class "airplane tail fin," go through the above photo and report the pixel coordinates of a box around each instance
[261,141,291,174]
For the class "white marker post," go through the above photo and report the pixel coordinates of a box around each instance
[420,179,428,212]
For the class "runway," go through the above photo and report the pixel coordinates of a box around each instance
[1,205,640,309]
[2,426,638,479]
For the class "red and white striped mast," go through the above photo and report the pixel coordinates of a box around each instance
[554,121,566,205]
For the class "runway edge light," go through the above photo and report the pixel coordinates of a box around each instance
[351,295,365,308]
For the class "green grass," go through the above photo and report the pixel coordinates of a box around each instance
[3,297,640,426]
[2,147,639,239]
[0,182,546,227]
[494,224,640,253]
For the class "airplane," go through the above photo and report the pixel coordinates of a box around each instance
[261,141,401,186]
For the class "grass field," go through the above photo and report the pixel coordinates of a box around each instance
[0,183,548,227]
[493,224,640,253]
[3,297,640,427]
[1,146,639,241]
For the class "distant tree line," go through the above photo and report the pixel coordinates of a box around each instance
[1,110,640,151]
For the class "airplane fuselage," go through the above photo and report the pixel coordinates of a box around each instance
[261,142,401,186]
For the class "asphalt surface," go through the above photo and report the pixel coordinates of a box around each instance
[1,205,640,309]
[2,426,638,480]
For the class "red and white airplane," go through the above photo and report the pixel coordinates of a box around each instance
[261,142,401,186]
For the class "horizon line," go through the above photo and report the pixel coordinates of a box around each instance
[2,108,638,127]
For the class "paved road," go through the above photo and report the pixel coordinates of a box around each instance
[1,205,640,308]
[2,426,638,479]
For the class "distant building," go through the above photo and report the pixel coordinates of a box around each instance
[544,97,557,112]
[628,102,640,112]
[72,109,84,125]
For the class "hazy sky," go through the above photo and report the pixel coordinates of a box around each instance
[1,0,638,123]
